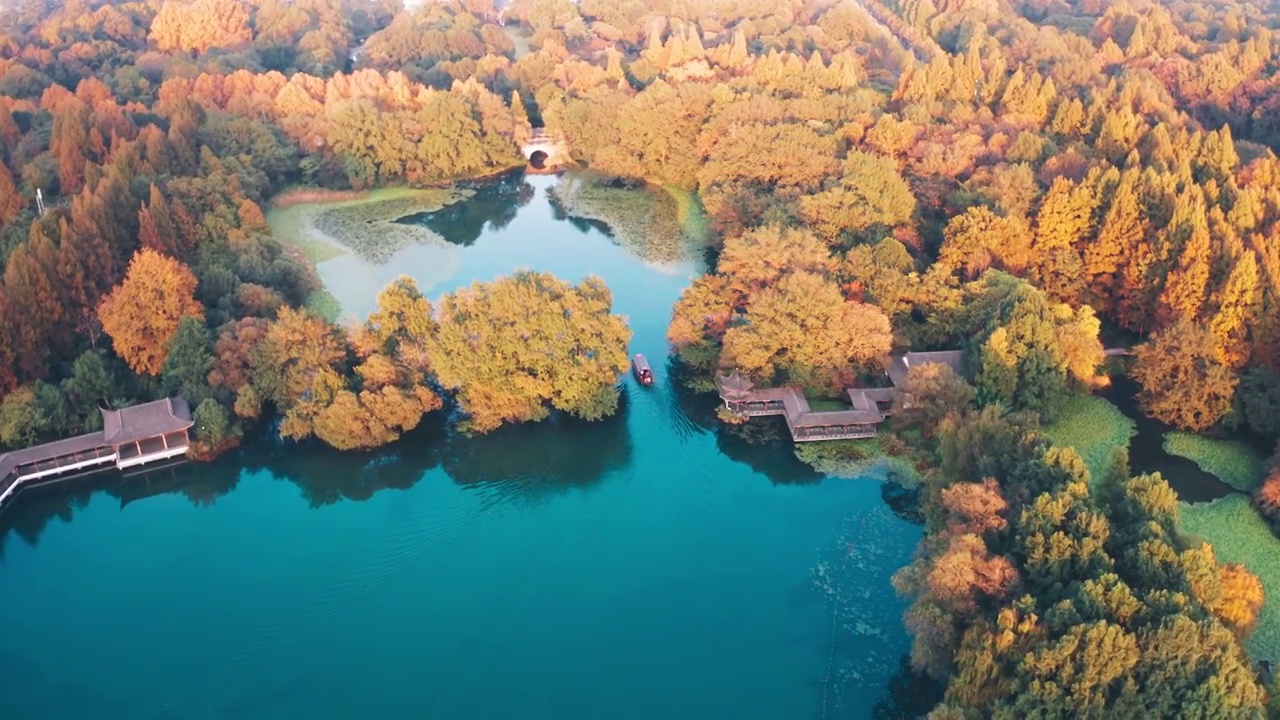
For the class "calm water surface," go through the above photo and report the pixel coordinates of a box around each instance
[0,174,918,720]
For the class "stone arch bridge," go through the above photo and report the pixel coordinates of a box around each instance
[521,128,569,170]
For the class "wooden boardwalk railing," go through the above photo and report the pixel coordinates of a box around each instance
[718,347,1130,443]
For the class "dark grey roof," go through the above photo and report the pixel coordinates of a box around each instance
[904,350,966,374]
[847,390,873,411]
[716,371,755,400]
[791,409,883,427]
[888,350,967,386]
[101,397,194,446]
[860,388,900,403]
[0,431,108,480]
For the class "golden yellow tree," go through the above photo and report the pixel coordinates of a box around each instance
[1209,252,1261,370]
[716,225,833,293]
[313,278,443,450]
[251,306,348,441]
[721,271,893,394]
[98,248,204,376]
[427,272,632,434]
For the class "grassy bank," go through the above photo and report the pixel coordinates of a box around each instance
[1164,432,1265,493]
[1042,394,1136,486]
[1181,494,1280,661]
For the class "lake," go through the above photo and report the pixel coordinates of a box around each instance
[0,172,919,720]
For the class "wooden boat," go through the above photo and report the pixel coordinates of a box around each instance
[632,354,654,386]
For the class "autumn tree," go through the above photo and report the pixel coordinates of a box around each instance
[0,163,24,225]
[938,207,1025,280]
[974,283,1094,419]
[909,406,1267,716]
[209,317,270,402]
[1257,468,1280,526]
[312,278,442,451]
[1209,252,1261,370]
[716,225,833,294]
[797,151,917,244]
[1132,321,1237,431]
[250,306,348,441]
[721,272,893,395]
[427,272,632,434]
[150,0,253,55]
[891,362,976,438]
[98,249,205,376]
[667,274,738,383]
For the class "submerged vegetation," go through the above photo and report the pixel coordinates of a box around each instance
[268,187,465,264]
[311,188,464,263]
[793,437,924,487]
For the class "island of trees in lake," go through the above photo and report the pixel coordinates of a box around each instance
[1,0,1280,715]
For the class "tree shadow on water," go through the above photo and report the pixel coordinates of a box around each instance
[0,392,633,552]
[869,656,945,719]
[110,457,242,509]
[397,169,533,246]
[442,389,634,507]
[241,414,448,508]
[0,485,92,559]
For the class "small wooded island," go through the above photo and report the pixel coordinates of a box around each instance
[1,0,1280,716]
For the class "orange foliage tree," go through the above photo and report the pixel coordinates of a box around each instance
[98,249,204,376]
[312,278,442,451]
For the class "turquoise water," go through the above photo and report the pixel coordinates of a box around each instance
[0,174,919,719]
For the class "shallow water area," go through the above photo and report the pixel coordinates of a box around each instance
[0,172,919,719]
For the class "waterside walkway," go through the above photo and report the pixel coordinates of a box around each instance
[0,397,194,510]
[716,351,967,442]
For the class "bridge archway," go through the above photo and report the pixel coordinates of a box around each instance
[520,128,567,169]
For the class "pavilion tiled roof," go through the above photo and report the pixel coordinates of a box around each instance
[716,371,755,401]
[101,397,194,446]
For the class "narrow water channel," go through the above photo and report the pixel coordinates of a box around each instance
[1101,376,1238,503]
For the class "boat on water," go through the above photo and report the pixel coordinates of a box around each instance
[632,354,654,386]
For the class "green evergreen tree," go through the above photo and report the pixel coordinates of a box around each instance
[160,315,214,404]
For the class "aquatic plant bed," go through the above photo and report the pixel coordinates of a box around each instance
[266,187,464,265]
[1042,394,1135,486]
[550,174,701,266]
[794,437,923,486]
[313,188,465,263]
[1181,495,1280,661]
[1164,432,1264,493]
